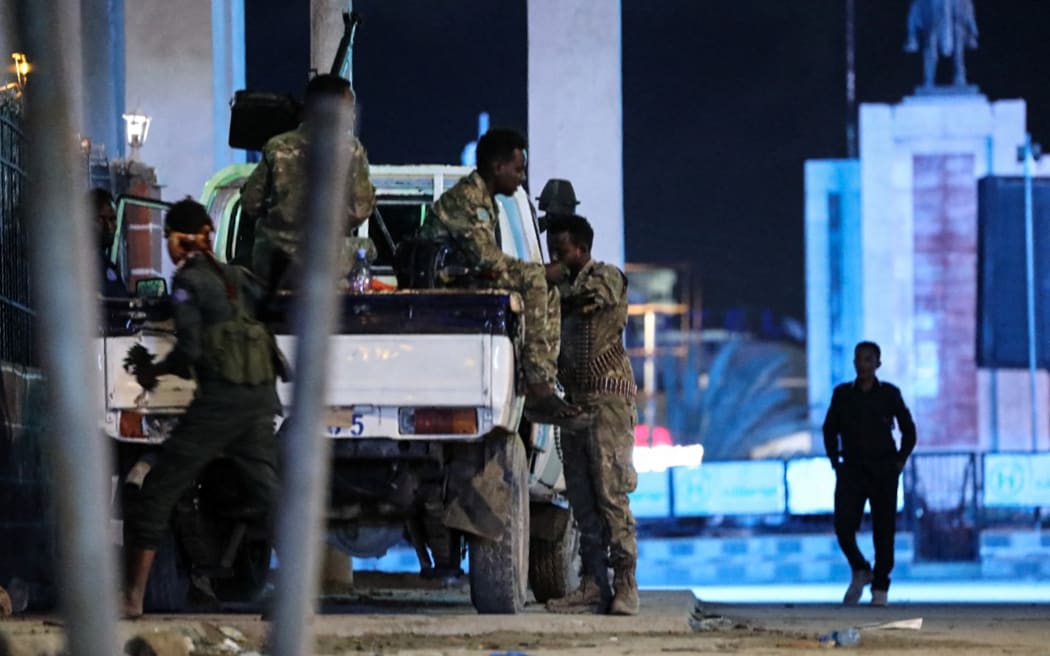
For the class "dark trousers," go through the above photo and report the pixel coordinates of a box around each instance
[833,459,900,591]
[123,388,279,551]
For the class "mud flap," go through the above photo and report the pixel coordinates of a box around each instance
[442,457,511,541]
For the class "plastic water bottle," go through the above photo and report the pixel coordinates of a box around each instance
[818,626,861,647]
[347,247,372,292]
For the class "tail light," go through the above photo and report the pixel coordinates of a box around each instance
[119,411,146,438]
[399,408,478,435]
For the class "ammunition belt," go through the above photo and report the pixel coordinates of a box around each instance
[580,377,638,399]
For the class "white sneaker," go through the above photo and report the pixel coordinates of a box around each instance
[842,569,873,605]
[870,589,888,606]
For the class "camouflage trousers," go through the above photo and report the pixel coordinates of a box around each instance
[560,394,638,575]
[487,256,560,386]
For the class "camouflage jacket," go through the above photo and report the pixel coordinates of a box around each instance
[240,123,376,257]
[419,170,506,271]
[555,259,637,400]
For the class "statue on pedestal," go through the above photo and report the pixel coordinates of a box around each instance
[904,0,979,89]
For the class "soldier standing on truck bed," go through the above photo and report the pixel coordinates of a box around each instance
[419,128,589,430]
[120,199,283,618]
[543,214,639,615]
[240,73,376,292]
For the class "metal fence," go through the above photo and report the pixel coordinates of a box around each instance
[0,109,34,366]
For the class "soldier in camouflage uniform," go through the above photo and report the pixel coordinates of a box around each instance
[543,215,639,616]
[241,74,376,291]
[120,200,282,618]
[419,128,587,429]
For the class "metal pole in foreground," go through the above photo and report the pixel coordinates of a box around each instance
[1021,134,1038,452]
[269,97,352,656]
[15,0,119,653]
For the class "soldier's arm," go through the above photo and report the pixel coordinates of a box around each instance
[345,139,376,231]
[565,266,626,313]
[152,274,201,378]
[428,195,504,269]
[240,152,272,222]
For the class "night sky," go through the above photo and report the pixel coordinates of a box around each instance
[246,0,1050,322]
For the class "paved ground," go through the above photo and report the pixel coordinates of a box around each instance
[2,573,1049,654]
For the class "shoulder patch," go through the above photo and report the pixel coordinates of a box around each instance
[476,208,491,223]
[106,268,118,282]
[172,287,192,304]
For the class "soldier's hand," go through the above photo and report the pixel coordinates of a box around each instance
[123,344,160,391]
[123,344,155,372]
[134,366,160,392]
[545,262,568,284]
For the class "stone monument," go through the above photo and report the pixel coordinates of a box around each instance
[903,0,979,92]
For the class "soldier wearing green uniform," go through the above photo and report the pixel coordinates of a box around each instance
[419,128,586,428]
[543,215,639,616]
[240,74,376,291]
[121,199,282,618]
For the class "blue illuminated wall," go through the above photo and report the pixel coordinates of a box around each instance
[804,160,861,425]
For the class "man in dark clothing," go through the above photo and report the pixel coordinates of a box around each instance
[90,188,128,298]
[823,341,916,607]
[120,199,281,618]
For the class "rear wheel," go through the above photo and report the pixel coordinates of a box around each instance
[468,434,529,614]
[210,537,272,602]
[528,508,581,603]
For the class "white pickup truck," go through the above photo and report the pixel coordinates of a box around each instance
[100,166,579,613]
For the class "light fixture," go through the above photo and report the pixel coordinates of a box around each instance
[11,53,29,89]
[122,110,151,159]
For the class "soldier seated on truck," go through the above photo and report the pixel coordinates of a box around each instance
[418,128,589,431]
[240,73,376,293]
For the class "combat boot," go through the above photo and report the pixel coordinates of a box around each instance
[609,564,639,616]
[546,577,606,614]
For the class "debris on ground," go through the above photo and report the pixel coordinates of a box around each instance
[124,630,194,656]
[862,617,924,631]
[688,602,737,632]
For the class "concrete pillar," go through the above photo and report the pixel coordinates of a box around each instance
[527,0,624,266]
[80,0,124,159]
[124,0,245,202]
[211,0,246,170]
[310,0,351,76]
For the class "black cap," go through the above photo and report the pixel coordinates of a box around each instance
[165,198,213,234]
[537,179,580,215]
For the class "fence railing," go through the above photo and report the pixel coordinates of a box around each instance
[632,450,1046,561]
[0,109,34,366]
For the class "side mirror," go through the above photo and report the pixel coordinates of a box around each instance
[135,277,168,298]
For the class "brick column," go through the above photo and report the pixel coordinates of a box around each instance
[912,154,978,447]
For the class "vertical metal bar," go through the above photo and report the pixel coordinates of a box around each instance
[844,0,857,159]
[269,97,352,656]
[1022,134,1038,452]
[15,0,119,653]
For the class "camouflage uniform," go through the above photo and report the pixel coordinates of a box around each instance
[420,170,559,386]
[240,123,376,287]
[551,259,639,614]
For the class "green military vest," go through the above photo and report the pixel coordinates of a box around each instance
[200,268,277,386]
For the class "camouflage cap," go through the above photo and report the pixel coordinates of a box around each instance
[537,179,580,215]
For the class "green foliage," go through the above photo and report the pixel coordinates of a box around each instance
[658,338,808,461]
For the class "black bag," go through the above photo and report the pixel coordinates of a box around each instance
[229,90,301,150]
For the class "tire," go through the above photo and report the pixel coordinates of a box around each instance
[468,434,529,614]
[143,534,190,613]
[528,509,581,603]
[211,538,272,603]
